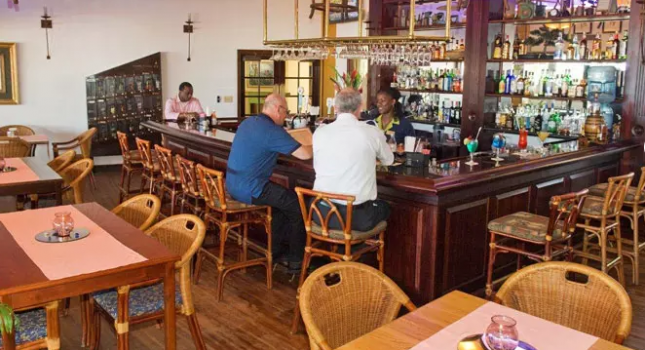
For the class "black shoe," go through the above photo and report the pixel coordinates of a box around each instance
[286,260,303,275]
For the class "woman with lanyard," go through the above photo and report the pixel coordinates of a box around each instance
[373,87,416,146]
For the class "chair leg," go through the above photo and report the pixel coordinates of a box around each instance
[265,213,273,290]
[89,171,97,190]
[45,302,60,350]
[81,294,91,347]
[632,210,640,285]
[186,313,207,350]
[62,298,70,316]
[516,242,525,270]
[485,231,497,299]
[140,173,147,194]
[194,248,206,285]
[216,224,230,301]
[241,221,249,274]
[582,220,591,266]
[378,230,385,272]
[90,303,101,350]
[116,286,131,350]
[291,249,312,334]
[119,165,127,203]
[615,221,626,286]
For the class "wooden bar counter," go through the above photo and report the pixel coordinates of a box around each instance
[144,121,643,304]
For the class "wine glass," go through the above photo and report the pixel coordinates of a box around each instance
[465,139,479,166]
[491,133,506,162]
[537,131,550,153]
[484,315,519,350]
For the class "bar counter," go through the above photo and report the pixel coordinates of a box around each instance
[144,121,644,304]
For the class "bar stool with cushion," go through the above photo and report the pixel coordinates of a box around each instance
[299,262,416,350]
[485,190,587,298]
[574,172,634,285]
[0,125,35,136]
[193,164,273,300]
[587,167,645,285]
[0,137,31,158]
[89,214,206,350]
[175,154,204,217]
[0,302,60,350]
[116,131,144,203]
[291,187,387,334]
[52,128,97,188]
[154,145,182,216]
[496,261,632,344]
[135,137,160,195]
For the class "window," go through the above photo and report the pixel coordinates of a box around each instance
[284,61,314,114]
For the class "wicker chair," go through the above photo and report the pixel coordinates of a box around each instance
[299,262,416,350]
[485,190,588,297]
[0,125,35,137]
[111,194,161,231]
[291,187,387,333]
[116,131,144,203]
[193,164,272,301]
[588,167,645,285]
[135,137,161,195]
[574,173,634,285]
[59,159,94,205]
[52,128,97,188]
[0,302,60,350]
[175,154,204,216]
[0,137,31,158]
[496,261,632,344]
[154,145,182,216]
[89,215,206,350]
[47,150,76,173]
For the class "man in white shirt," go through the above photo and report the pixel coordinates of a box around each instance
[313,88,394,231]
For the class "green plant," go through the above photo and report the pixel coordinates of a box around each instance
[330,67,363,93]
[0,303,16,336]
[524,26,572,55]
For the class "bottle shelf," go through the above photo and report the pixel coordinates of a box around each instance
[411,119,461,128]
[487,59,627,64]
[383,22,467,31]
[483,127,580,140]
[399,89,463,95]
[489,13,630,25]
[485,93,624,103]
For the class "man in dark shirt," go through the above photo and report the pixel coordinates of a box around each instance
[226,94,313,272]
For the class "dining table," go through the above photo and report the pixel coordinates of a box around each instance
[0,157,63,205]
[337,291,632,350]
[20,135,50,158]
[0,202,180,350]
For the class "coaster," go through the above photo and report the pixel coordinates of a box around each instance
[35,228,90,243]
[0,166,18,173]
[457,334,538,350]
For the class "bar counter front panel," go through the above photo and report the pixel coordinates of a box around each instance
[144,121,643,304]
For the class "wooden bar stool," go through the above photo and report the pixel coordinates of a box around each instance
[588,168,645,285]
[117,131,143,203]
[175,154,204,217]
[135,137,161,195]
[154,144,182,216]
[290,187,387,334]
[194,164,273,301]
[574,172,634,286]
[485,190,587,298]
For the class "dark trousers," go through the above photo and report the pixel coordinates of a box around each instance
[312,199,391,232]
[252,182,306,262]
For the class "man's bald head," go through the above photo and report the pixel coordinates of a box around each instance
[263,93,288,125]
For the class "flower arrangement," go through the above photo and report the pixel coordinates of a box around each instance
[330,67,363,93]
[0,303,16,337]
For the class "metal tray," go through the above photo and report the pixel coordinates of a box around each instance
[458,334,537,350]
[35,228,90,243]
[0,166,18,173]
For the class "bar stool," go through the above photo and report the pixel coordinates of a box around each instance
[117,131,143,203]
[135,137,160,194]
[587,168,645,284]
[154,144,182,216]
[175,154,204,217]
[194,164,273,300]
[574,172,634,286]
[290,187,387,334]
[485,190,587,298]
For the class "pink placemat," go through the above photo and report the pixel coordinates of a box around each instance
[20,135,49,143]
[410,301,598,350]
[0,158,40,185]
[0,205,147,281]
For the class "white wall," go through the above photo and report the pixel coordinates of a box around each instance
[0,0,322,150]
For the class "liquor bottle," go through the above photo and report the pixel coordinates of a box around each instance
[499,71,507,94]
[591,34,602,60]
[444,69,453,92]
[575,79,585,98]
[543,71,552,97]
[613,33,621,60]
[554,32,564,60]
[496,102,503,128]
[579,75,588,98]
[580,35,587,60]
[438,69,445,91]
[449,36,456,51]
[534,109,543,132]
[568,78,577,99]
[616,70,624,98]
[505,70,513,95]
[517,71,525,96]
[524,72,532,97]
[440,41,447,60]
[505,110,514,129]
[519,38,526,57]
[453,69,462,92]
[513,33,521,60]
[606,35,615,60]
[449,101,455,123]
[502,35,511,60]
[493,34,503,59]
[561,74,569,98]
[572,35,580,61]
[619,30,628,60]
[456,102,462,124]
[510,71,518,95]
[485,70,495,94]
[459,39,465,51]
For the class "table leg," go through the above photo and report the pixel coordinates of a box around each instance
[164,262,177,350]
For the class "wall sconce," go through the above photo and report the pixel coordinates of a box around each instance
[184,14,194,62]
[41,7,53,59]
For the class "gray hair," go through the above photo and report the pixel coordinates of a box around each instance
[334,89,362,114]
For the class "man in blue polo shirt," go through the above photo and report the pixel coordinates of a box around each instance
[226,94,313,272]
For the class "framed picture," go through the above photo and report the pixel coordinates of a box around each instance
[330,0,359,24]
[245,60,275,88]
[603,20,621,33]
[574,22,592,34]
[0,43,19,104]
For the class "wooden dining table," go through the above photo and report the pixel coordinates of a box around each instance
[0,202,180,350]
[337,291,632,350]
[0,157,63,205]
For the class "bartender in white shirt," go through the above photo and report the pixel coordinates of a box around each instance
[312,88,394,231]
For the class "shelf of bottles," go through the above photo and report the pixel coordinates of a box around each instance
[381,0,468,33]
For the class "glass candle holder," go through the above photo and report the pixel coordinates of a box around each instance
[52,212,74,237]
[484,315,519,350]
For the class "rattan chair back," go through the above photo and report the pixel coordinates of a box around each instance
[0,125,35,136]
[112,194,161,231]
[48,149,76,173]
[295,187,355,240]
[59,158,94,204]
[628,167,645,203]
[299,262,416,350]
[135,137,155,170]
[496,261,632,344]
[176,155,200,196]
[549,189,588,238]
[117,131,131,158]
[77,128,97,159]
[0,136,31,158]
[196,164,227,211]
[154,144,177,181]
[602,173,634,216]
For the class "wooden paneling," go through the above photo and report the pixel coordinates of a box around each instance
[598,164,620,183]
[212,155,228,172]
[269,174,290,188]
[569,170,597,193]
[442,199,489,292]
[186,148,211,167]
[492,187,530,219]
[532,178,567,216]
[165,139,187,157]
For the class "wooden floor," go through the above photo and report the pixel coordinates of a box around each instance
[4,166,645,350]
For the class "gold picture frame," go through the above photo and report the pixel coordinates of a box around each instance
[0,43,19,104]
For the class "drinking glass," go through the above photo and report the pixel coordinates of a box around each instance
[465,140,479,166]
[518,128,528,152]
[52,212,75,237]
[537,131,550,153]
[484,315,519,350]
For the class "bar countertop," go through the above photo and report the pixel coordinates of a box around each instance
[144,121,643,196]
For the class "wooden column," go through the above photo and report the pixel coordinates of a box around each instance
[622,0,645,139]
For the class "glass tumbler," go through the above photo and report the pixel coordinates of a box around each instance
[484,315,519,350]
[52,212,75,237]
